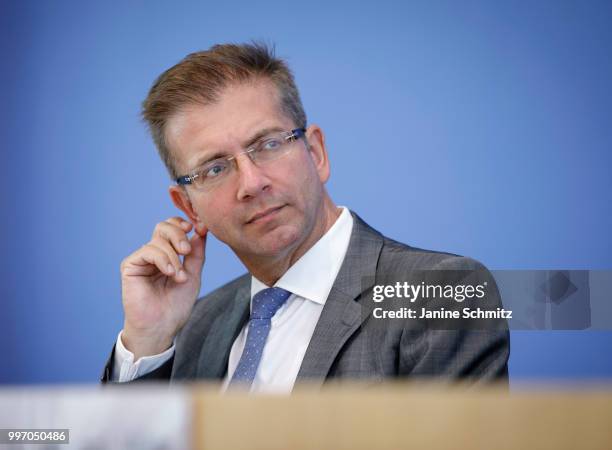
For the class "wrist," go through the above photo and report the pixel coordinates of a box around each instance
[121,326,175,360]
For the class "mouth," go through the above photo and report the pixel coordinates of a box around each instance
[246,205,286,225]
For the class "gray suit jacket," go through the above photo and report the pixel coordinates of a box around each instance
[102,211,509,385]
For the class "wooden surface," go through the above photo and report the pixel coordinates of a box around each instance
[192,382,612,450]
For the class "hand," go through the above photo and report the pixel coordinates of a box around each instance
[119,217,207,360]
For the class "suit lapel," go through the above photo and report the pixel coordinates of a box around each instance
[296,211,384,386]
[196,282,251,379]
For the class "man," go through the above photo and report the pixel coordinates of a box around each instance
[101,42,509,392]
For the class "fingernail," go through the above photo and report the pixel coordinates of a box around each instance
[166,264,175,275]
[177,269,187,280]
[180,241,191,253]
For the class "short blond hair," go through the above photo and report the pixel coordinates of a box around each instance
[141,42,307,179]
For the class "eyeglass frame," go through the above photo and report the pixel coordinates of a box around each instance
[174,127,307,188]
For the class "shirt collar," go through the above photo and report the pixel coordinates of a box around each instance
[250,206,354,305]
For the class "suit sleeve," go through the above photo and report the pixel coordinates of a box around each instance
[401,328,509,381]
[100,344,175,384]
[399,256,510,383]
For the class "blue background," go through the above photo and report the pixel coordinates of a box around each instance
[1,0,611,385]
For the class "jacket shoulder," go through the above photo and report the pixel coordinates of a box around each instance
[351,211,492,274]
[379,235,490,273]
[191,272,250,318]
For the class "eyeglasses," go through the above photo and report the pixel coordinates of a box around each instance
[175,128,306,191]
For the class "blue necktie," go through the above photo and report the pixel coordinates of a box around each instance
[229,287,292,388]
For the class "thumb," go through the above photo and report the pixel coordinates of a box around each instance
[183,229,207,276]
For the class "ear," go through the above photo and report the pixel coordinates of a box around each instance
[304,125,331,184]
[169,185,206,236]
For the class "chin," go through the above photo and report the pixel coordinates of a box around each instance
[250,224,302,256]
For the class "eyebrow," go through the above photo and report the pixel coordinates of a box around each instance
[190,126,286,170]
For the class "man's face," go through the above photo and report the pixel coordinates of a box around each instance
[166,80,330,261]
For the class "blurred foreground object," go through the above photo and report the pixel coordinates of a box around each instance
[1,382,611,449]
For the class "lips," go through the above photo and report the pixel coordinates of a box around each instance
[246,205,285,224]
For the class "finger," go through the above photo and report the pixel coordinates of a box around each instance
[167,216,193,232]
[153,222,191,255]
[123,245,176,277]
[194,223,208,237]
[148,242,189,283]
[183,229,207,276]
[149,241,183,275]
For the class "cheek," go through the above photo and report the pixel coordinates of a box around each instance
[195,197,231,231]
[297,157,324,203]
[284,153,320,199]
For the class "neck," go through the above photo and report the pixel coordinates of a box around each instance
[241,196,341,286]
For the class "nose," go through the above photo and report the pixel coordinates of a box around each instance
[234,154,271,201]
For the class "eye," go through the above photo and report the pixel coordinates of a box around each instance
[204,162,227,178]
[261,137,283,151]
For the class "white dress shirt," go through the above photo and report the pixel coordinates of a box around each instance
[112,207,354,393]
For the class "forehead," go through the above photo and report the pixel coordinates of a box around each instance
[165,80,294,172]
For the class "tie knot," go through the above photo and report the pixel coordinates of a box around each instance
[251,287,291,319]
